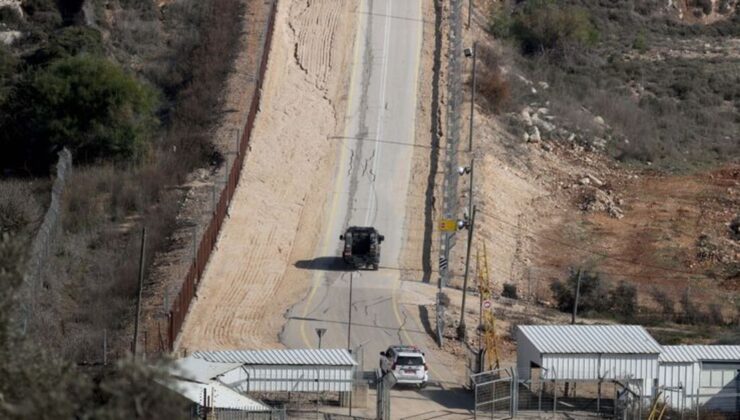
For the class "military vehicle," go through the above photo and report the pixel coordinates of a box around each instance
[339,226,384,270]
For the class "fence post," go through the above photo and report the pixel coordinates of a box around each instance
[474,377,478,420]
[235,128,240,157]
[509,376,514,418]
[538,381,542,412]
[695,387,699,420]
[103,328,107,365]
[133,227,146,358]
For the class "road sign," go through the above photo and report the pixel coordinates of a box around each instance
[439,256,448,271]
[439,218,457,232]
[482,299,492,310]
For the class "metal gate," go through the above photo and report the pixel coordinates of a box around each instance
[471,367,517,419]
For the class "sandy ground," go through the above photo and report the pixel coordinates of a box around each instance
[176,0,358,351]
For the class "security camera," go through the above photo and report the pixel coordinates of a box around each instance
[464,48,473,58]
[457,166,471,176]
[457,220,467,230]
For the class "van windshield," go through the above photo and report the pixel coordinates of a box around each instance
[396,356,423,366]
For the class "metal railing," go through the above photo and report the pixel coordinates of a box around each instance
[471,367,653,418]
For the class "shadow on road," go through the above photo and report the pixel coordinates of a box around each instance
[287,315,429,335]
[418,305,436,341]
[418,387,475,411]
[294,256,348,271]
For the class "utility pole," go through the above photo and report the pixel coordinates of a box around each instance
[469,41,477,153]
[571,268,582,324]
[468,0,473,28]
[347,271,354,416]
[347,271,353,350]
[457,158,475,340]
[133,227,147,357]
[457,205,476,340]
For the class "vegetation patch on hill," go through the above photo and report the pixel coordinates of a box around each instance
[0,0,244,360]
[487,0,740,170]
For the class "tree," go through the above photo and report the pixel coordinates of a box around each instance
[550,269,609,315]
[502,283,518,299]
[649,287,675,320]
[509,0,599,55]
[609,281,637,319]
[2,55,158,172]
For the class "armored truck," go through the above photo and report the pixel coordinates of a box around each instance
[339,226,384,270]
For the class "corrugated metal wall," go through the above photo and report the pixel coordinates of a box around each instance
[658,362,695,410]
[218,365,354,393]
[516,330,542,380]
[659,361,740,411]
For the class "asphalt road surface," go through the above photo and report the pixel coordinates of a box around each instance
[280,0,457,386]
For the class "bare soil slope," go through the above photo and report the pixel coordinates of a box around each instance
[177,0,357,351]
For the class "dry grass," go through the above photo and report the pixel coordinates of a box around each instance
[477,67,511,114]
[0,180,44,237]
[21,0,246,361]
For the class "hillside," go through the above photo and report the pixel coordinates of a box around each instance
[449,0,739,349]
[0,0,251,360]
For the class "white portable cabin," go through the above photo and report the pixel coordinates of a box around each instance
[517,325,662,397]
[177,348,357,393]
[658,345,740,412]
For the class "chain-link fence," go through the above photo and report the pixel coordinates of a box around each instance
[472,368,651,419]
[17,148,72,333]
[188,406,286,420]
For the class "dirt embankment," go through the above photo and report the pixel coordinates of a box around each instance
[434,0,739,362]
[175,0,357,352]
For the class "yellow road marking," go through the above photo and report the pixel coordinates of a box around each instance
[299,0,366,348]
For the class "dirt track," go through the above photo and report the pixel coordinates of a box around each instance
[177,0,357,351]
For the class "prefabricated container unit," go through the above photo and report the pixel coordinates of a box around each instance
[191,349,357,393]
[658,345,740,412]
[517,325,662,397]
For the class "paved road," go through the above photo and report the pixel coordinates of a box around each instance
[281,0,448,379]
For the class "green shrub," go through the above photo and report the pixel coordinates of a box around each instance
[610,281,637,319]
[550,270,609,315]
[509,0,599,54]
[693,0,713,15]
[0,46,17,104]
[502,283,518,299]
[28,26,104,66]
[2,55,157,170]
[489,5,513,38]
[20,0,62,29]
[633,31,648,53]
[650,287,675,318]
[0,6,25,28]
[678,288,702,325]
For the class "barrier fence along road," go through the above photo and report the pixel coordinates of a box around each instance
[167,0,278,351]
